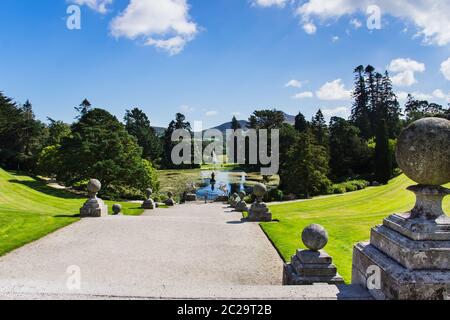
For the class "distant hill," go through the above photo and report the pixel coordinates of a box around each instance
[282,112,296,125]
[153,112,296,135]
[210,120,249,132]
[152,126,166,136]
[209,112,296,133]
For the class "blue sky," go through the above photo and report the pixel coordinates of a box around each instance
[0,0,449,128]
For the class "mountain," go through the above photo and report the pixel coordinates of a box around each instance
[210,120,249,132]
[152,126,166,136]
[209,112,296,133]
[282,112,296,125]
[153,112,296,134]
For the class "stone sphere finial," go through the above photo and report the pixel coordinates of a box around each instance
[112,204,122,215]
[87,179,101,193]
[302,224,329,251]
[253,183,267,198]
[396,118,450,186]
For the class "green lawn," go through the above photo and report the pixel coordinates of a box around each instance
[262,174,450,283]
[0,168,144,256]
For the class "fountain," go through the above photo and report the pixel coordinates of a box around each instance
[196,171,246,201]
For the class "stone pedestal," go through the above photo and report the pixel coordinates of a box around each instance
[247,183,272,222]
[235,191,248,212]
[142,199,156,209]
[247,202,272,222]
[284,225,344,285]
[235,200,248,212]
[142,188,156,210]
[229,193,240,208]
[80,179,108,218]
[284,250,345,285]
[352,118,450,300]
[352,187,450,300]
[185,193,197,202]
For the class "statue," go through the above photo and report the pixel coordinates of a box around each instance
[210,172,216,191]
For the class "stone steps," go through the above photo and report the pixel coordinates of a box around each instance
[0,284,372,300]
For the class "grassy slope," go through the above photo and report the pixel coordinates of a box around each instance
[0,168,144,256]
[261,174,450,282]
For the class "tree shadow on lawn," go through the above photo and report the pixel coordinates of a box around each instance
[8,179,83,200]
[54,214,80,218]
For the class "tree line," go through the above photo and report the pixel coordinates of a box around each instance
[230,65,449,198]
[1,64,448,199]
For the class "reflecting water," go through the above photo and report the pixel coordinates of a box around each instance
[196,171,246,200]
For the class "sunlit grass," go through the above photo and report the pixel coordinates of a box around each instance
[0,168,144,256]
[261,175,450,282]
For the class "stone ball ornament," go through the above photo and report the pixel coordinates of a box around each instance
[112,204,122,215]
[253,183,268,197]
[87,179,101,194]
[302,224,329,251]
[396,117,450,186]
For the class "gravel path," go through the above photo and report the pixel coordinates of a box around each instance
[0,203,284,299]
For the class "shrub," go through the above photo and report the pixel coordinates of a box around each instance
[328,179,369,194]
[267,188,284,202]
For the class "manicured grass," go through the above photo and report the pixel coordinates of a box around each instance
[261,174,450,283]
[0,168,144,256]
[158,169,203,195]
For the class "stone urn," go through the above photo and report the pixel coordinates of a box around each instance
[142,188,156,210]
[80,179,108,218]
[247,183,272,222]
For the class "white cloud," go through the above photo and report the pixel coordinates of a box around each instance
[292,0,450,46]
[205,110,218,117]
[322,106,351,118]
[292,91,314,99]
[350,18,362,29]
[316,79,352,101]
[285,79,306,88]
[397,90,448,101]
[180,105,195,113]
[110,0,198,55]
[252,0,288,7]
[332,36,339,43]
[388,58,425,87]
[432,89,445,99]
[303,22,317,34]
[441,57,450,81]
[72,0,112,13]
